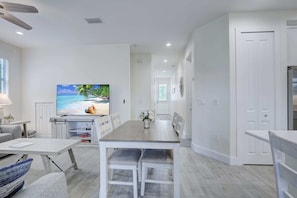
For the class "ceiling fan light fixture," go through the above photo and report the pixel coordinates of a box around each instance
[0,2,38,30]
[85,17,102,24]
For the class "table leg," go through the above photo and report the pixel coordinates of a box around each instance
[23,123,27,138]
[99,142,108,198]
[16,154,28,163]
[68,148,79,170]
[41,155,52,173]
[173,144,180,198]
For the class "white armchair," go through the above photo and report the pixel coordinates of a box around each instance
[0,125,22,158]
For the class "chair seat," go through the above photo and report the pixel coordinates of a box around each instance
[141,149,173,164]
[108,149,141,165]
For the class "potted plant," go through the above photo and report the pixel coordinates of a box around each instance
[139,111,154,129]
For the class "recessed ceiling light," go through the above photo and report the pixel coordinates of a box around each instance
[162,70,166,73]
[16,31,23,35]
[166,42,171,47]
[163,59,168,63]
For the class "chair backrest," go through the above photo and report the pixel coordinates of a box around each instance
[269,131,297,198]
[110,112,121,129]
[94,115,113,140]
[174,114,185,137]
[172,112,179,128]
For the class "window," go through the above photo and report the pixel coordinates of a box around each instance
[158,84,167,101]
[0,58,8,94]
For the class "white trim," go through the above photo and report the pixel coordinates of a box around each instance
[191,142,241,165]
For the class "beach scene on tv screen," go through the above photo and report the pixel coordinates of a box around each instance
[57,84,110,115]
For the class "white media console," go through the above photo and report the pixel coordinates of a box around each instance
[50,116,100,144]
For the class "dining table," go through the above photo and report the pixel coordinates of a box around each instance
[99,119,181,198]
[245,130,297,196]
[245,130,297,143]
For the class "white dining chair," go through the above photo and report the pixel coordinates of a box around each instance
[269,131,297,198]
[94,115,113,138]
[172,112,178,128]
[95,115,141,198]
[140,113,184,196]
[174,113,185,137]
[110,112,121,129]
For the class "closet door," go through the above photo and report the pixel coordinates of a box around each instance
[35,102,55,138]
[236,31,275,164]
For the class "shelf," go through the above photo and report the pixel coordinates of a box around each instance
[69,132,90,136]
[69,130,91,134]
[51,116,96,144]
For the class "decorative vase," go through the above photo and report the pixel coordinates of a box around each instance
[144,119,150,129]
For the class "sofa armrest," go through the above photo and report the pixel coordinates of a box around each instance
[0,125,22,139]
[13,172,68,198]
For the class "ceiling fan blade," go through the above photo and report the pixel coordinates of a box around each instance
[0,2,38,13]
[0,9,32,30]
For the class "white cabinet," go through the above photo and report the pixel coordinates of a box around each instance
[50,116,99,144]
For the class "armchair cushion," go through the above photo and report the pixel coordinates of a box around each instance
[0,158,33,198]
[0,133,12,142]
[0,125,22,139]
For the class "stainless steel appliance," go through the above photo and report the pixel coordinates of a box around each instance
[287,66,297,129]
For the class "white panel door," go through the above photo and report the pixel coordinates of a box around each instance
[155,78,170,115]
[236,31,275,164]
[35,102,55,137]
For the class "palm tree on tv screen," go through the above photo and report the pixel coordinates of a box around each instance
[76,84,109,99]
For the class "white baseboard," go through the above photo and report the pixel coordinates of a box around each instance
[180,139,191,147]
[191,142,241,165]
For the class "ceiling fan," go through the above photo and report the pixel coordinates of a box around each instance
[0,2,38,30]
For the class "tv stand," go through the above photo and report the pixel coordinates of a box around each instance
[50,116,100,144]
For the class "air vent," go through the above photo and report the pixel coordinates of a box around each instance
[85,17,102,24]
[287,20,297,27]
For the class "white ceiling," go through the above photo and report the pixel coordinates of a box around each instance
[0,0,297,74]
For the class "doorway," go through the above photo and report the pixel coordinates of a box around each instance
[155,78,171,115]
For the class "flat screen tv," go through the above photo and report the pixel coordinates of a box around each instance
[56,84,110,116]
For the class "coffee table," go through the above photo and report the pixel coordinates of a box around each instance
[0,138,80,173]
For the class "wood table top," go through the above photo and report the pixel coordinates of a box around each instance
[100,120,180,143]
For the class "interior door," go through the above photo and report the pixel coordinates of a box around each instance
[236,31,275,164]
[35,102,55,138]
[155,78,170,115]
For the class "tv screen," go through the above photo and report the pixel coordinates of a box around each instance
[56,84,110,116]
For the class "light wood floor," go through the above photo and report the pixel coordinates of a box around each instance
[0,146,276,198]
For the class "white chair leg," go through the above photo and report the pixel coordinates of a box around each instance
[133,167,138,198]
[138,159,141,182]
[141,164,147,196]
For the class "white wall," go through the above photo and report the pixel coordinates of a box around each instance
[191,15,230,158]
[288,28,297,65]
[171,62,186,119]
[0,41,22,120]
[22,44,131,129]
[130,54,152,119]
[188,10,296,164]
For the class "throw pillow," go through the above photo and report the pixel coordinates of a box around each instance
[0,158,33,198]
